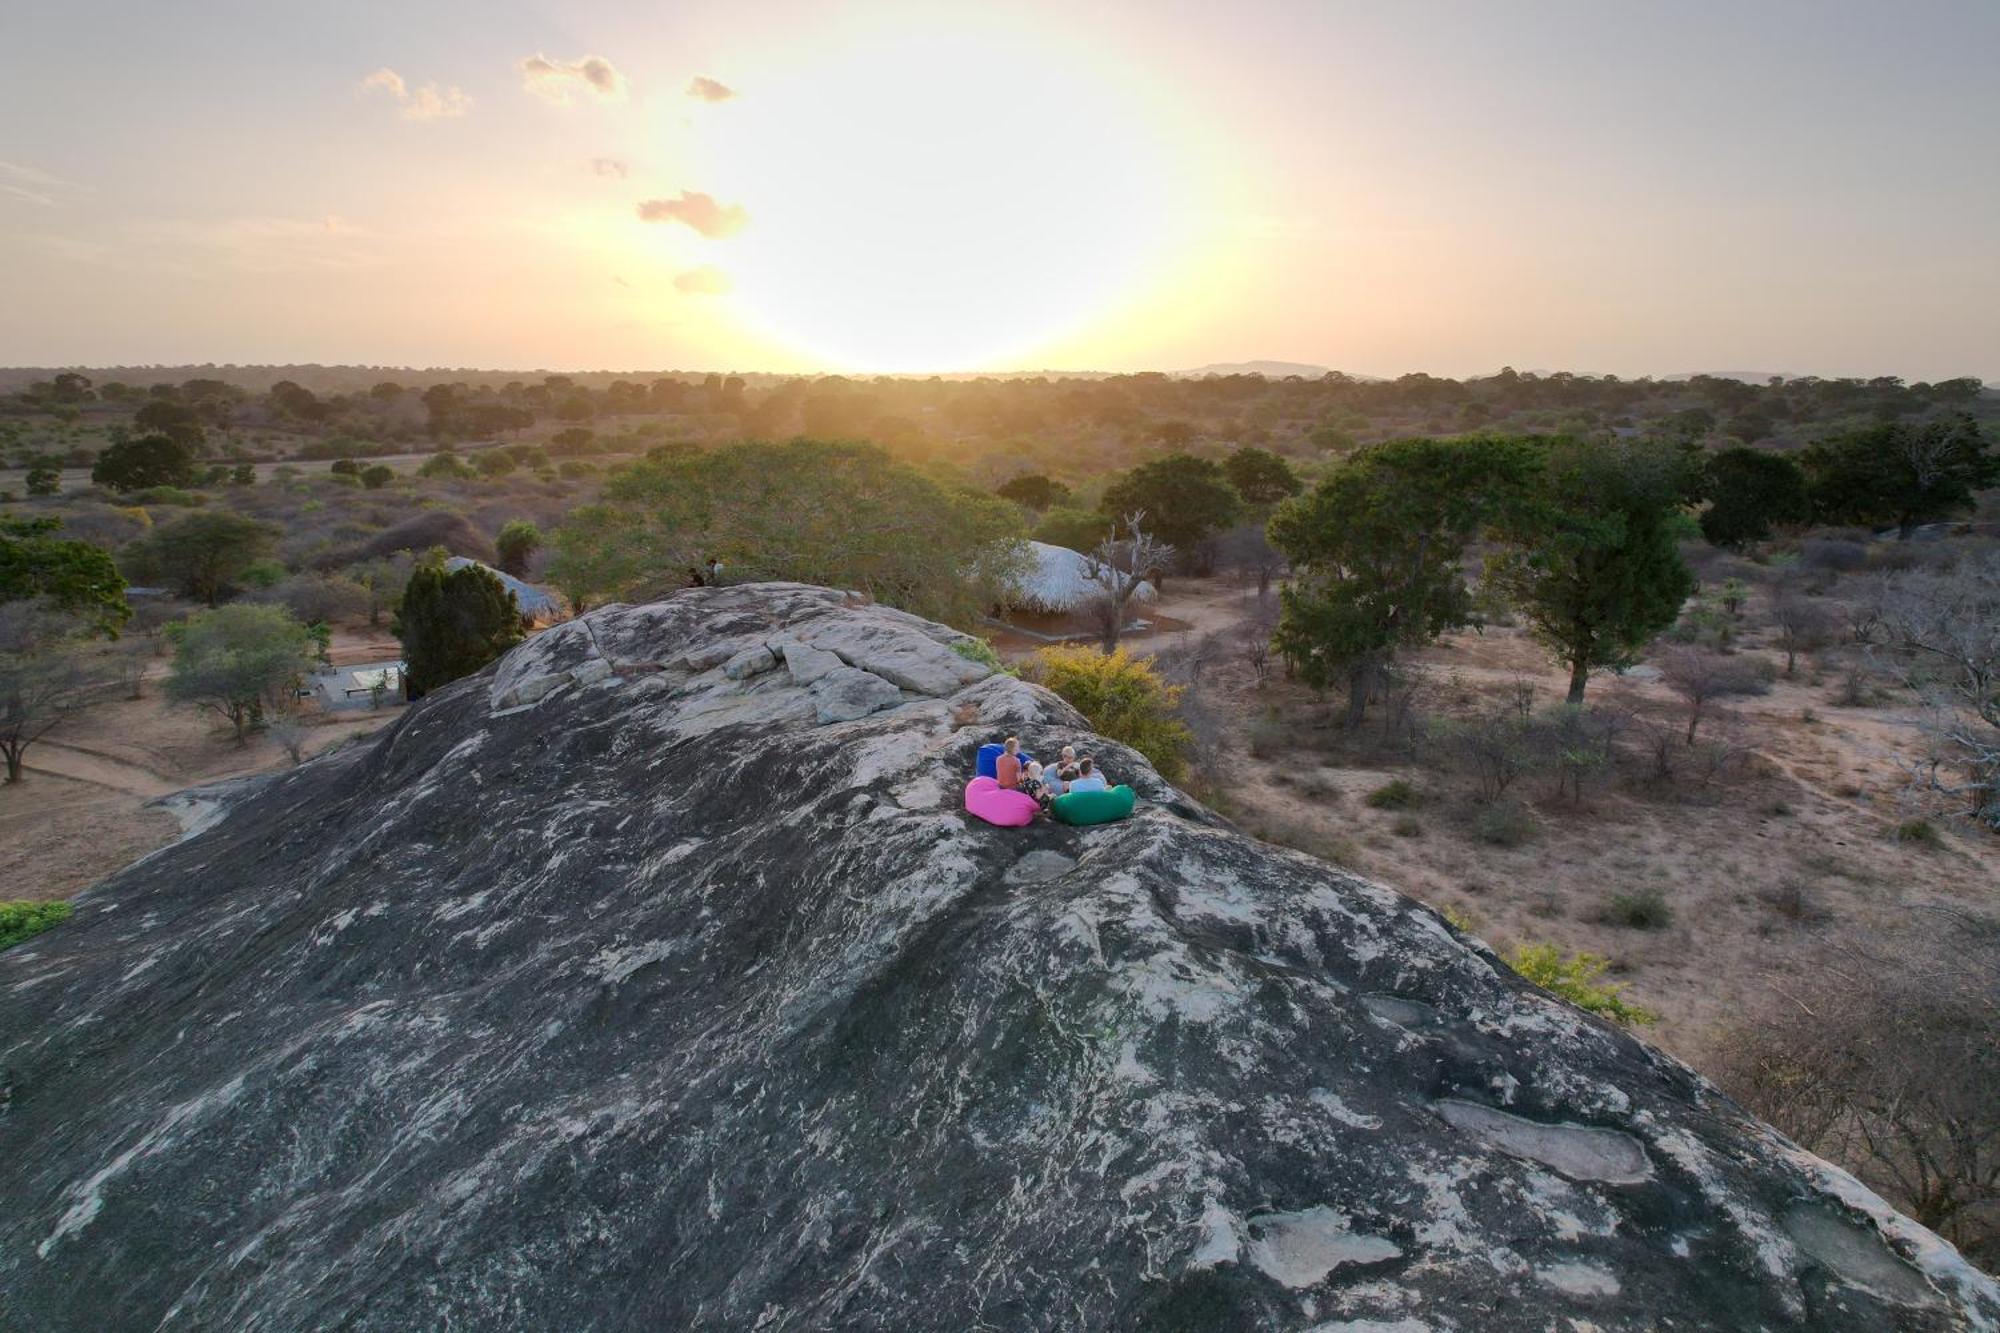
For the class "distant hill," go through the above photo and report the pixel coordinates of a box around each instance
[1181,360,1334,379]
[1663,371,1793,384]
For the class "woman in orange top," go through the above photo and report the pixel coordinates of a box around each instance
[995,736,1024,789]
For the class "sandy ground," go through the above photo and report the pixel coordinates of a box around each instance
[4,626,405,902]
[1002,575,2000,1069]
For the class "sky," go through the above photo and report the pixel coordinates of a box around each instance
[2,0,1996,379]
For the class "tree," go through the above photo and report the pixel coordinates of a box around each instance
[0,602,97,783]
[132,400,206,450]
[1699,447,1809,547]
[472,449,517,478]
[549,440,1026,626]
[1023,645,1193,782]
[0,515,130,634]
[91,434,195,493]
[495,520,542,576]
[1487,438,1699,704]
[1657,647,1770,743]
[548,427,596,457]
[24,465,59,497]
[1082,514,1174,654]
[1098,453,1243,571]
[230,463,256,486]
[1031,506,1114,552]
[393,555,525,700]
[1271,436,1539,725]
[418,452,475,480]
[1804,415,1996,539]
[164,604,321,743]
[996,473,1071,511]
[121,511,278,606]
[1222,446,1303,506]
[1866,553,2000,828]
[1770,584,1834,677]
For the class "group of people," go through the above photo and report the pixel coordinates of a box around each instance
[993,736,1110,811]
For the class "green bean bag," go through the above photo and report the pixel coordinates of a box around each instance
[1051,784,1135,826]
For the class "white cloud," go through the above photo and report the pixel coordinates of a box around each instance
[0,160,83,207]
[360,67,471,121]
[521,54,625,105]
[636,191,748,238]
[686,76,735,103]
[591,157,629,179]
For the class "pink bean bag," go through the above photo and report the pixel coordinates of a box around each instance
[964,776,1038,828]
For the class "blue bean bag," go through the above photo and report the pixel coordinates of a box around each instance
[965,776,1038,827]
[975,743,1035,779]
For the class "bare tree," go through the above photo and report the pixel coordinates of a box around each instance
[1216,522,1286,600]
[1658,646,1772,743]
[1235,598,1280,685]
[1866,553,2000,828]
[1082,512,1173,654]
[266,715,312,766]
[1769,584,1835,678]
[0,602,97,784]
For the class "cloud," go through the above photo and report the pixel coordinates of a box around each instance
[361,67,471,120]
[591,157,629,179]
[686,76,735,103]
[521,54,625,105]
[636,191,748,238]
[1,160,83,207]
[673,265,731,295]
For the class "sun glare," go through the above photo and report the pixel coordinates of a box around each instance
[672,19,1196,372]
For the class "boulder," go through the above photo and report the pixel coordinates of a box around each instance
[721,645,777,680]
[1,583,1993,1332]
[808,665,902,723]
[781,641,844,686]
[798,618,990,696]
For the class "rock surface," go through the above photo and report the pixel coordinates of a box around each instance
[2,583,1995,1332]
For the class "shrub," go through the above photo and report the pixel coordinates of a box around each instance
[1508,944,1657,1025]
[1244,708,1289,759]
[1023,645,1192,782]
[1365,778,1419,809]
[0,899,72,952]
[1894,818,1943,849]
[1600,887,1673,929]
[418,452,475,481]
[128,485,204,507]
[1471,797,1537,846]
[950,637,1005,672]
[360,464,394,489]
[1391,815,1423,838]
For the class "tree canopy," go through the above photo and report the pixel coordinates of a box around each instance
[121,511,279,606]
[495,520,543,575]
[549,439,1025,626]
[1097,453,1243,565]
[996,473,1072,511]
[90,434,196,493]
[1699,447,1810,548]
[392,554,525,700]
[1803,415,1996,538]
[164,603,322,742]
[1223,446,1303,506]
[0,515,129,635]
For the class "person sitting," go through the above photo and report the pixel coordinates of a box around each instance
[1021,760,1053,808]
[1066,757,1110,793]
[995,736,1024,790]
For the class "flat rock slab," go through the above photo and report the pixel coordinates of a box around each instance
[808,665,903,723]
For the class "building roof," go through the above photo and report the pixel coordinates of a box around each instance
[1002,541,1157,613]
[443,557,565,621]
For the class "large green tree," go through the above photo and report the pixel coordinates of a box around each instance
[90,434,196,492]
[0,516,129,634]
[0,601,99,783]
[1487,438,1700,703]
[495,520,542,575]
[121,511,279,606]
[131,400,207,451]
[1803,415,1996,538]
[1223,446,1304,506]
[393,555,525,700]
[1098,453,1243,567]
[164,603,322,742]
[1271,436,1540,724]
[1700,447,1811,548]
[549,439,1025,625]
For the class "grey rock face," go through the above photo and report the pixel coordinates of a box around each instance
[721,644,777,680]
[781,640,843,686]
[2,582,1995,1333]
[808,664,903,723]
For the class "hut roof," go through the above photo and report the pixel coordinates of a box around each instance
[1002,541,1157,614]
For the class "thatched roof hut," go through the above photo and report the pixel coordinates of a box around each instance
[444,557,566,623]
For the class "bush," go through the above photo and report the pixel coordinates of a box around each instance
[1023,645,1193,782]
[1508,944,1657,1025]
[128,486,205,507]
[1364,778,1419,809]
[418,452,475,481]
[1470,797,1537,846]
[360,464,394,489]
[950,637,1005,672]
[1391,815,1423,838]
[392,554,525,700]
[0,899,72,952]
[1894,818,1943,849]
[1600,887,1674,929]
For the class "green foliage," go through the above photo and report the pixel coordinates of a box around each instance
[1508,944,1657,1025]
[1486,437,1699,703]
[1470,797,1538,846]
[1894,818,1943,849]
[1024,645,1192,782]
[132,399,206,450]
[91,434,195,493]
[950,636,1005,672]
[0,899,71,952]
[418,452,475,480]
[1271,435,1540,721]
[1031,505,1114,552]
[996,473,1071,510]
[230,463,256,486]
[0,515,129,634]
[392,554,525,700]
[1222,446,1303,505]
[472,449,517,478]
[1098,452,1243,559]
[129,485,204,507]
[550,439,1025,625]
[1601,887,1674,929]
[165,603,322,742]
[1700,447,1810,547]
[24,465,60,497]
[1364,778,1419,809]
[360,464,394,489]
[121,510,279,606]
[1803,415,1995,537]
[495,520,543,576]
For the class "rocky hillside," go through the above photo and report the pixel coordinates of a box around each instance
[2,584,1995,1331]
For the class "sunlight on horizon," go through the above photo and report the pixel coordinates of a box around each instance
[658,17,1210,373]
